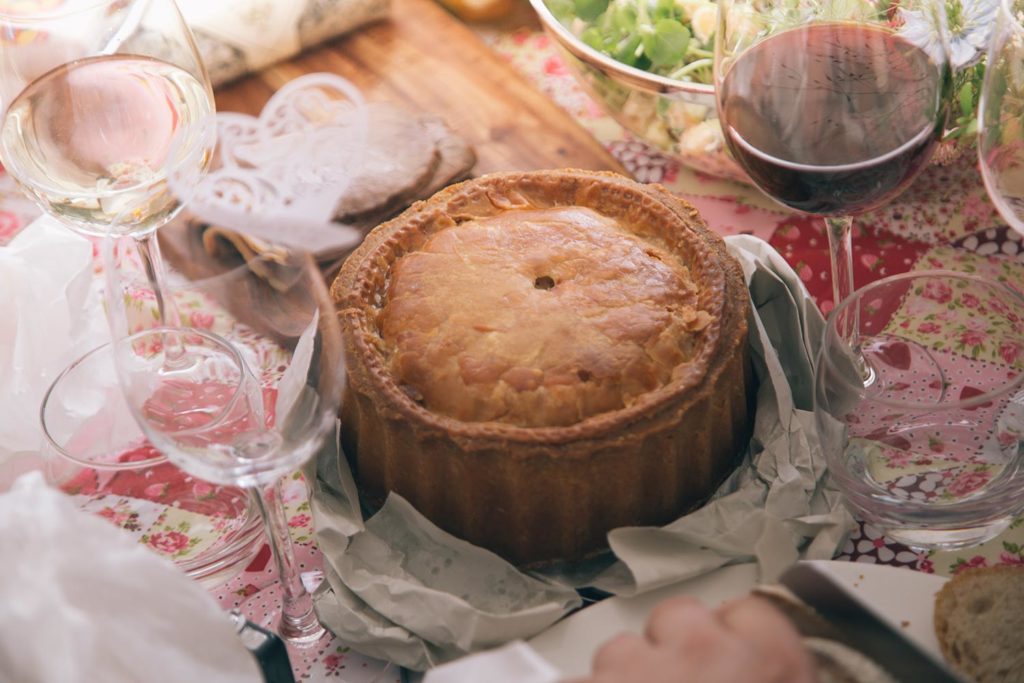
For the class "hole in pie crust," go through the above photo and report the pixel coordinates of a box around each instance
[577,369,593,382]
[534,275,555,290]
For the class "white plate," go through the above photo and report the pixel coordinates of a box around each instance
[527,560,948,679]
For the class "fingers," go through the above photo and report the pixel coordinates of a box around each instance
[644,595,732,650]
[717,596,817,683]
[591,632,648,672]
[718,595,800,635]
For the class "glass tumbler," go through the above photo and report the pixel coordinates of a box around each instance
[815,270,1024,549]
[40,340,264,586]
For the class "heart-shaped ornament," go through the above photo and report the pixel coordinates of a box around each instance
[182,73,369,256]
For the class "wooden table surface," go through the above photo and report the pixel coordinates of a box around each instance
[214,0,624,176]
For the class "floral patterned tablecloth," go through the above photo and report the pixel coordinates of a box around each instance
[3,19,1022,683]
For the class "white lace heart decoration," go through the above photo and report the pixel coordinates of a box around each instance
[185,73,369,256]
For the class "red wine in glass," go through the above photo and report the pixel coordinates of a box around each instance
[719,24,950,216]
[719,22,952,394]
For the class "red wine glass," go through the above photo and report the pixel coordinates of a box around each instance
[714,0,952,316]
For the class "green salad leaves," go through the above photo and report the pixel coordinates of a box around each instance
[546,0,716,82]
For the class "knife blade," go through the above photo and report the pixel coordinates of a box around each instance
[778,562,966,683]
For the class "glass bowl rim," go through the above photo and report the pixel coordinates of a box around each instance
[40,339,169,471]
[819,268,1024,410]
[527,0,714,97]
[40,326,250,469]
[114,326,250,439]
[826,457,1024,524]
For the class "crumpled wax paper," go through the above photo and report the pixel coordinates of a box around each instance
[307,235,855,670]
[0,217,108,487]
[0,472,261,683]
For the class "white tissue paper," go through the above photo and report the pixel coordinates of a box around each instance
[0,472,261,683]
[0,217,108,484]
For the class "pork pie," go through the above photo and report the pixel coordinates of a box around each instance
[332,169,753,566]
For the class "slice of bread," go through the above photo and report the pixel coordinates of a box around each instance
[934,565,1024,683]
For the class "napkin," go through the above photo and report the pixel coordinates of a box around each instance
[0,217,108,484]
[307,235,856,670]
[0,472,261,683]
[179,0,391,87]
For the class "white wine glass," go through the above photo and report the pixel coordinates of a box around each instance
[105,241,346,645]
[714,0,953,314]
[0,0,215,327]
[979,0,1024,239]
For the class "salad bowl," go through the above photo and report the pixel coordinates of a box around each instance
[530,0,746,181]
[531,0,987,183]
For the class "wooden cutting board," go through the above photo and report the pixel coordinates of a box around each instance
[163,0,622,324]
[213,0,623,175]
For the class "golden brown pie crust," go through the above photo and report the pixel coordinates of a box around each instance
[332,169,753,566]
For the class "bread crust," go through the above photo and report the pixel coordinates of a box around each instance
[934,565,1024,683]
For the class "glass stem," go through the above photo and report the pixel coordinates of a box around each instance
[252,478,325,645]
[134,232,181,327]
[133,232,185,360]
[825,215,855,310]
[825,215,874,383]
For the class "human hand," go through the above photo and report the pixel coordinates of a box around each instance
[568,595,817,683]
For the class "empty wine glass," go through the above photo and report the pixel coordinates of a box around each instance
[0,0,216,327]
[979,0,1024,239]
[39,340,264,587]
[714,0,953,313]
[104,242,345,645]
[815,270,1024,550]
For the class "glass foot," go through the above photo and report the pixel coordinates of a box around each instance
[279,608,327,647]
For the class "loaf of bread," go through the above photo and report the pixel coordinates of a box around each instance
[934,566,1024,683]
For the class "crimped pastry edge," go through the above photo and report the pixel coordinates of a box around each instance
[335,169,740,447]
